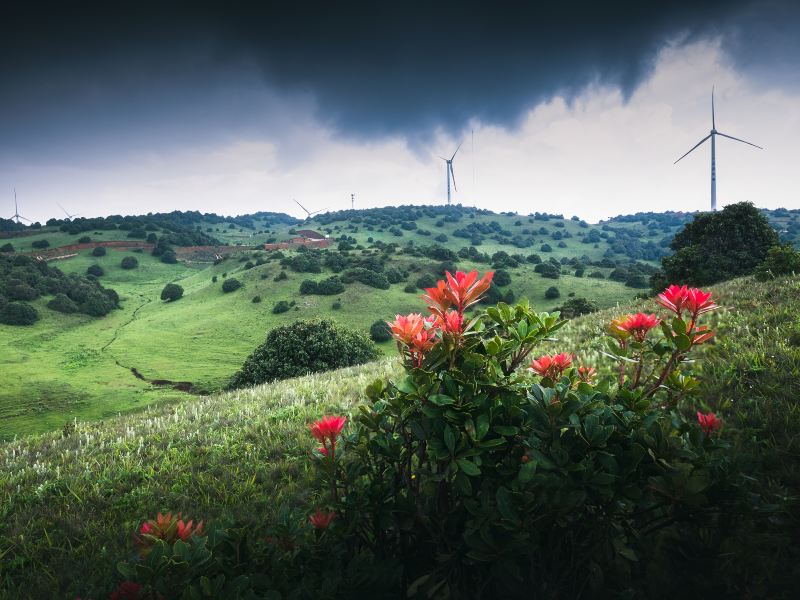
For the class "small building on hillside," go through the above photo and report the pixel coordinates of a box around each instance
[264,229,332,251]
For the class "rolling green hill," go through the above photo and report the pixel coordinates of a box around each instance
[1,205,797,440]
[1,273,797,598]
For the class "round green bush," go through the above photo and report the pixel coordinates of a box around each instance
[32,239,50,249]
[78,236,91,243]
[251,295,262,303]
[47,293,79,314]
[86,264,104,277]
[228,319,379,388]
[222,278,241,293]
[272,300,290,314]
[415,273,437,289]
[493,269,512,287]
[369,319,392,342]
[160,283,184,302]
[120,256,138,269]
[6,283,38,301]
[160,250,177,264]
[545,285,561,299]
[0,301,39,325]
[0,242,14,253]
[92,246,106,257]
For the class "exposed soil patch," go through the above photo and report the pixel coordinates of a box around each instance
[130,367,207,395]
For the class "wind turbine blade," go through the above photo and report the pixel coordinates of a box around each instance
[674,134,712,164]
[711,85,715,130]
[450,163,457,192]
[450,141,463,161]
[57,202,71,218]
[293,199,310,215]
[18,216,32,223]
[716,131,764,150]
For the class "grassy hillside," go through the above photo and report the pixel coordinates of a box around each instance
[1,274,798,597]
[2,205,797,441]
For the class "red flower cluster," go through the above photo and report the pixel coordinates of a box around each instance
[309,509,336,530]
[577,366,597,384]
[310,415,346,459]
[697,411,722,436]
[388,313,438,367]
[424,270,494,316]
[530,353,574,379]
[657,285,717,321]
[136,512,204,555]
[613,313,661,343]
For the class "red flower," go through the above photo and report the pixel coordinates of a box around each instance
[690,325,715,345]
[136,512,204,555]
[388,313,425,345]
[657,284,689,316]
[530,353,574,379]
[685,288,717,319]
[310,415,347,459]
[176,518,204,542]
[408,327,438,368]
[697,411,722,436]
[424,270,494,316]
[309,509,336,530]
[109,581,143,600]
[437,310,464,334]
[615,313,661,343]
[577,366,597,383]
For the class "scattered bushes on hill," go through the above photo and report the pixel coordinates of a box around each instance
[160,283,184,302]
[273,270,288,282]
[554,296,599,318]
[86,264,104,277]
[120,256,138,269]
[545,285,560,299]
[493,268,512,286]
[32,239,50,249]
[222,278,242,293]
[341,267,390,289]
[415,273,437,289]
[228,319,378,387]
[92,246,106,257]
[0,301,39,325]
[369,319,392,342]
[384,267,404,284]
[300,277,345,295]
[534,262,560,279]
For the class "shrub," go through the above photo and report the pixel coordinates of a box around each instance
[160,283,184,302]
[92,246,106,257]
[385,267,404,284]
[272,270,288,283]
[0,301,39,325]
[228,319,379,387]
[0,243,13,252]
[415,273,437,289]
[754,244,800,280]
[588,270,605,279]
[272,300,290,314]
[493,269,512,287]
[555,296,599,318]
[212,275,218,283]
[574,267,585,277]
[160,250,177,264]
[545,285,560,299]
[47,293,79,314]
[120,256,138,269]
[369,319,392,342]
[535,262,560,279]
[32,239,50,249]
[342,267,390,289]
[540,243,553,252]
[404,283,417,293]
[6,283,38,301]
[252,295,262,303]
[332,300,342,310]
[222,278,241,293]
[86,264,104,277]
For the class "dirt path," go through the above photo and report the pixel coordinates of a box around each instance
[102,292,207,395]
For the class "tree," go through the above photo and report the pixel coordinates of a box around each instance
[47,293,79,314]
[370,319,393,342]
[228,319,379,387]
[272,300,290,314]
[160,250,178,264]
[493,269,512,287]
[32,239,50,249]
[87,264,104,277]
[0,301,39,325]
[754,244,800,280]
[121,256,139,269]
[0,243,13,253]
[555,297,598,318]
[222,278,241,293]
[659,202,779,286]
[160,283,184,302]
[92,246,106,257]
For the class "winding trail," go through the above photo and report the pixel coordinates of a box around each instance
[102,292,206,395]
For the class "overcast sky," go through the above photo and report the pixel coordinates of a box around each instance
[1,1,799,224]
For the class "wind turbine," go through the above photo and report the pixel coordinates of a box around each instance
[439,142,462,205]
[674,87,763,211]
[56,202,81,220]
[293,199,328,220]
[9,189,31,223]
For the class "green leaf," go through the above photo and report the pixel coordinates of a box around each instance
[518,460,537,483]
[444,425,457,454]
[395,376,417,394]
[428,393,455,406]
[672,317,688,336]
[457,458,481,476]
[675,334,692,352]
[476,414,490,440]
[496,487,519,522]
[493,425,519,436]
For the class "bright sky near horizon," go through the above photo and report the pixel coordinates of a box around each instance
[1,3,799,224]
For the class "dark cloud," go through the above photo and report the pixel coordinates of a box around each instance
[1,0,799,150]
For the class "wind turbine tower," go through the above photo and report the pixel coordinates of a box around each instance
[674,87,763,211]
[440,142,462,205]
[351,193,355,210]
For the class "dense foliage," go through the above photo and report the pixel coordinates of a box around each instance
[228,319,379,388]
[160,283,184,302]
[221,278,242,293]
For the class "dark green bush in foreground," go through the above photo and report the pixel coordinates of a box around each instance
[160,283,184,302]
[228,319,378,388]
[120,256,139,269]
[0,301,39,325]
[221,278,241,293]
[369,319,392,342]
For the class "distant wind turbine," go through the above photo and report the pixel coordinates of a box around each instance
[294,199,328,220]
[674,86,763,211]
[57,202,81,220]
[439,142,462,205]
[9,189,31,223]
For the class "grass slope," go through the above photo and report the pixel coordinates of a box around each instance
[1,274,798,598]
